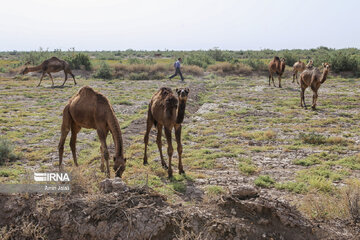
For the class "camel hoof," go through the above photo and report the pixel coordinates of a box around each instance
[100,165,105,172]
[168,170,173,179]
[162,164,168,170]
[179,169,185,175]
[143,161,148,166]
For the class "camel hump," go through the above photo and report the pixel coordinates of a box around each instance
[77,86,98,97]
[273,56,280,61]
[158,87,173,98]
[49,56,61,61]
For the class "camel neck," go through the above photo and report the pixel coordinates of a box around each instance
[27,65,42,72]
[176,99,187,124]
[320,70,329,84]
[108,112,124,158]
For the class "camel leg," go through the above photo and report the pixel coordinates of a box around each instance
[37,72,46,87]
[69,71,77,85]
[300,86,307,108]
[278,75,282,88]
[272,74,276,87]
[175,124,185,175]
[100,130,109,172]
[58,105,71,171]
[70,124,81,167]
[268,73,271,86]
[164,127,173,178]
[293,71,297,83]
[156,124,168,169]
[97,129,110,178]
[61,71,68,86]
[48,73,54,87]
[143,108,154,165]
[311,88,318,109]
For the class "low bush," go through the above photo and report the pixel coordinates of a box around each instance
[243,58,268,71]
[129,72,149,80]
[208,62,252,75]
[94,62,112,79]
[0,137,19,165]
[183,54,215,68]
[66,53,92,70]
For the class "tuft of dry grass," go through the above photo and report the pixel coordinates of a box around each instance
[300,178,360,221]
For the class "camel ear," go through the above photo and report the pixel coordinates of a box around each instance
[185,88,190,93]
[176,88,180,94]
[322,63,325,67]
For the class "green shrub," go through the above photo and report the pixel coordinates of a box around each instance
[128,58,142,64]
[0,137,19,165]
[329,52,358,73]
[244,58,267,71]
[207,47,226,61]
[183,54,215,68]
[282,51,298,66]
[94,62,112,79]
[66,53,92,70]
[254,175,275,188]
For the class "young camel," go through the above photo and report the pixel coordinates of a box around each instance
[143,87,189,178]
[21,57,76,87]
[292,59,313,84]
[268,56,286,88]
[58,86,126,178]
[300,63,331,109]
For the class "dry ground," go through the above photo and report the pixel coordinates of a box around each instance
[0,72,360,239]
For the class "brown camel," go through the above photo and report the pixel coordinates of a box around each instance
[300,63,331,109]
[292,59,313,84]
[58,86,126,178]
[21,57,76,87]
[143,87,189,178]
[268,56,286,88]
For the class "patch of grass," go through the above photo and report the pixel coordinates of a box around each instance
[275,181,308,194]
[299,133,326,145]
[205,185,225,197]
[254,175,275,188]
[238,157,258,175]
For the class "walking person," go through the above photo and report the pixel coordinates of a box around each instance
[169,58,184,81]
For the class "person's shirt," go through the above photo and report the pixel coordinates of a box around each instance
[174,60,181,69]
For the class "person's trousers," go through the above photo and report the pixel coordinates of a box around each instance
[169,68,184,81]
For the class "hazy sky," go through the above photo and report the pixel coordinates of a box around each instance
[1,0,359,51]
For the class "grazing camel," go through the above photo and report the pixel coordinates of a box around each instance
[143,87,189,178]
[300,63,331,109]
[58,86,126,178]
[21,57,76,87]
[268,56,286,88]
[292,59,313,84]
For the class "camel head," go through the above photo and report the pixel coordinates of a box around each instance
[176,88,190,101]
[113,156,126,178]
[322,63,331,71]
[280,58,286,63]
[21,67,29,75]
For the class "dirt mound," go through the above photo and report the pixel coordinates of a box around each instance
[0,181,338,240]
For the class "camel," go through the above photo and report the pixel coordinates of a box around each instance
[292,59,313,84]
[143,87,189,178]
[268,56,286,88]
[300,63,331,109]
[58,86,126,178]
[21,57,76,87]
